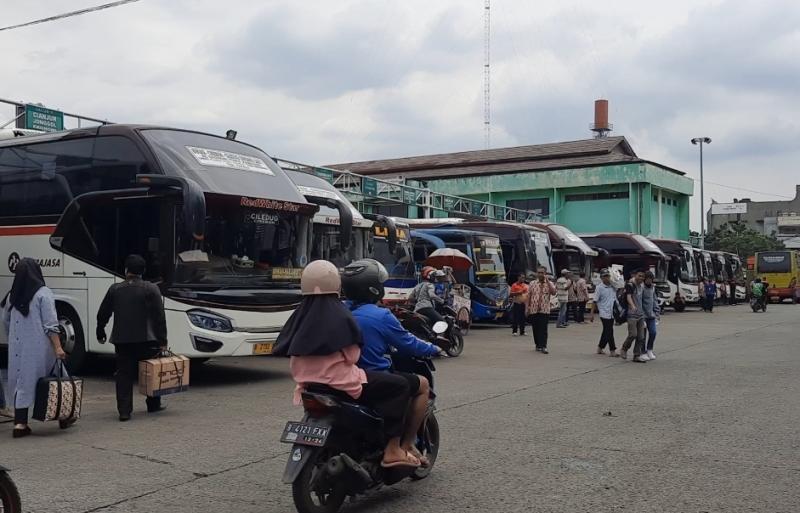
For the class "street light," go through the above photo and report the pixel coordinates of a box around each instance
[691,137,712,249]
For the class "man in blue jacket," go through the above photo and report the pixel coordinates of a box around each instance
[341,259,442,466]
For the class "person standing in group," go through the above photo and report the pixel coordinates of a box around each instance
[566,272,578,323]
[526,266,556,354]
[2,258,69,438]
[556,270,571,328]
[590,269,619,357]
[642,271,660,361]
[575,272,589,323]
[620,270,648,362]
[698,277,707,311]
[703,277,717,313]
[97,255,168,422]
[728,277,738,306]
[509,274,529,337]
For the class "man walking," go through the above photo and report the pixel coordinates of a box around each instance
[642,271,660,361]
[97,255,168,421]
[620,270,648,362]
[591,269,619,357]
[704,277,717,313]
[575,272,589,323]
[509,273,529,336]
[526,267,556,354]
[556,270,570,328]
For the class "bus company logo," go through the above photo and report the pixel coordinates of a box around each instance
[763,256,785,264]
[7,253,61,273]
[240,197,301,212]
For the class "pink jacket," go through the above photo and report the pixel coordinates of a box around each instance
[289,345,367,405]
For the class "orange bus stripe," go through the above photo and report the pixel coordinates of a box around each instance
[0,225,56,236]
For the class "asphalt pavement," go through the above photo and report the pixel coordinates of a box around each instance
[2,303,798,513]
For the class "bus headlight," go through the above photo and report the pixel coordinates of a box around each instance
[681,287,693,295]
[187,310,233,332]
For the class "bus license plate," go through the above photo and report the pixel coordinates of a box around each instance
[280,422,330,447]
[252,342,274,355]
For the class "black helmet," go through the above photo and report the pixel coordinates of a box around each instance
[341,259,389,304]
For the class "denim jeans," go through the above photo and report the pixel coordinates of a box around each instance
[645,318,657,351]
[557,302,568,326]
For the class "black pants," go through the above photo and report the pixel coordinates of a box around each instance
[704,296,715,312]
[15,408,28,424]
[115,342,162,416]
[511,303,526,334]
[417,307,444,327]
[576,301,587,323]
[530,313,549,349]
[598,317,616,351]
[567,301,578,322]
[360,371,410,439]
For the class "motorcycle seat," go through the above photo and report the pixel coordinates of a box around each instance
[304,383,356,401]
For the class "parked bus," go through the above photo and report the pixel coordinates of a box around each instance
[579,233,672,307]
[411,228,510,321]
[0,125,327,371]
[650,238,701,310]
[723,252,747,301]
[370,219,416,304]
[754,250,800,302]
[533,222,597,282]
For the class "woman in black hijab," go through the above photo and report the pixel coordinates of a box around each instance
[2,258,68,438]
[276,260,419,468]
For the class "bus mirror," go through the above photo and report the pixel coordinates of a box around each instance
[305,197,353,250]
[136,175,205,244]
[373,215,397,253]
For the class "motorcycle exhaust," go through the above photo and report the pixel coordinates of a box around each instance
[338,453,373,486]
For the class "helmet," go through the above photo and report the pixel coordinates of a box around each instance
[301,260,341,296]
[341,259,389,303]
[420,266,436,281]
[432,270,446,281]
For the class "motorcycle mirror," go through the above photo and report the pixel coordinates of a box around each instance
[432,321,448,334]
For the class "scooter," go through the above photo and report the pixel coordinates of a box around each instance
[279,323,444,513]
[750,295,767,313]
[0,465,21,513]
[392,305,464,357]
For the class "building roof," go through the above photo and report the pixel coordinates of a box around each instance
[327,136,683,180]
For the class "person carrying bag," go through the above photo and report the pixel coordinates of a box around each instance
[32,360,83,424]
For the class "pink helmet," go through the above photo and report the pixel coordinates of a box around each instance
[301,260,341,296]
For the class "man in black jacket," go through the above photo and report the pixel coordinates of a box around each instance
[97,254,168,421]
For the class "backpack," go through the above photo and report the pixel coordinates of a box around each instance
[613,287,628,325]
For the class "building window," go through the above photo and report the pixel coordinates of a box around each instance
[653,195,658,202]
[564,191,630,202]
[507,198,550,216]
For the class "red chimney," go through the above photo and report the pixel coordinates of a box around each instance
[590,99,612,138]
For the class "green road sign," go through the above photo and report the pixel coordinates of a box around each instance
[25,104,63,132]
[471,202,483,216]
[402,187,416,205]
[363,178,378,197]
[313,167,334,183]
[443,196,455,212]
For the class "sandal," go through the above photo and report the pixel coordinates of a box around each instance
[12,426,32,439]
[381,451,421,469]
[409,447,430,468]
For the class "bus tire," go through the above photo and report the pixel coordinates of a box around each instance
[56,304,88,374]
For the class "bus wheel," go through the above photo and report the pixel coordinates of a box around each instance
[457,307,471,335]
[57,305,87,374]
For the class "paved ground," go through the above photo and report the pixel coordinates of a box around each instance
[2,303,799,513]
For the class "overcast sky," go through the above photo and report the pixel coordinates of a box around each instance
[2,0,798,229]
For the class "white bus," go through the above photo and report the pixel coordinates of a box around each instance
[0,124,327,371]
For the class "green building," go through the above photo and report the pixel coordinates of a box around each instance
[330,136,694,241]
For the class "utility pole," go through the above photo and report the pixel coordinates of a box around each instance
[484,0,490,149]
[691,137,712,248]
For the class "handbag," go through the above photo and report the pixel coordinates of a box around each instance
[32,361,83,422]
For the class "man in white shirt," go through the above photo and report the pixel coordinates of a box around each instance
[556,269,571,328]
[591,269,620,357]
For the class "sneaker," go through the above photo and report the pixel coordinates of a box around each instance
[609,350,619,357]
[647,350,656,360]
[619,350,628,360]
[632,356,647,363]
[636,354,650,362]
[512,333,518,337]
[541,347,549,354]
[597,347,606,355]
[535,347,541,352]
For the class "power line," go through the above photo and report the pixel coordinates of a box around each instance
[0,0,142,33]
[689,177,794,200]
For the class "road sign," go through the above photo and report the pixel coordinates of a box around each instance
[711,202,747,215]
[402,187,416,205]
[313,167,333,183]
[362,178,377,197]
[24,104,63,132]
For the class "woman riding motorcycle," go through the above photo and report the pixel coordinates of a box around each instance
[342,259,442,466]
[410,266,446,327]
[273,260,420,469]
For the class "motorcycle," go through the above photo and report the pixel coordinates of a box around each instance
[0,465,21,513]
[392,304,464,357]
[279,324,444,513]
[750,295,767,312]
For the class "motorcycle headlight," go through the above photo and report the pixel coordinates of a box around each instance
[187,310,233,333]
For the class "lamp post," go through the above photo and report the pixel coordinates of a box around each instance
[691,137,712,248]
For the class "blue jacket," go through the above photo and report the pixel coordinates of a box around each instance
[348,302,439,371]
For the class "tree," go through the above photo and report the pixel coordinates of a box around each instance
[705,222,785,258]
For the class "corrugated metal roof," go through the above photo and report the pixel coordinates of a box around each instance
[327,136,654,180]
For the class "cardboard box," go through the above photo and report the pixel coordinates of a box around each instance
[139,354,190,397]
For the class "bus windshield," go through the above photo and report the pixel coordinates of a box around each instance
[756,252,791,273]
[310,225,371,269]
[680,244,698,282]
[373,237,415,280]
[530,231,553,275]
[474,236,506,286]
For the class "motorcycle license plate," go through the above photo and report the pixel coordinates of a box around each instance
[280,421,330,447]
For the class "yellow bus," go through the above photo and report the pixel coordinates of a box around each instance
[754,250,800,303]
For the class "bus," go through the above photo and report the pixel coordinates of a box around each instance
[754,250,800,302]
[370,219,416,304]
[580,233,672,307]
[724,253,746,301]
[533,222,597,281]
[0,125,326,371]
[650,238,701,310]
[411,228,510,321]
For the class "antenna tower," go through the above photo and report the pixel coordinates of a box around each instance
[483,0,490,149]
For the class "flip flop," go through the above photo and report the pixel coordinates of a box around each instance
[381,451,421,469]
[408,447,430,468]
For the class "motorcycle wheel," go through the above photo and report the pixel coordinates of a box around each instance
[292,453,346,513]
[0,472,22,513]
[412,413,440,480]
[445,329,464,357]
[456,307,471,335]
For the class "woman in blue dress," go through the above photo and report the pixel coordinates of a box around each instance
[2,258,67,438]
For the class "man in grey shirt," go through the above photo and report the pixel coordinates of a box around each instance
[620,270,649,362]
[591,269,620,357]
